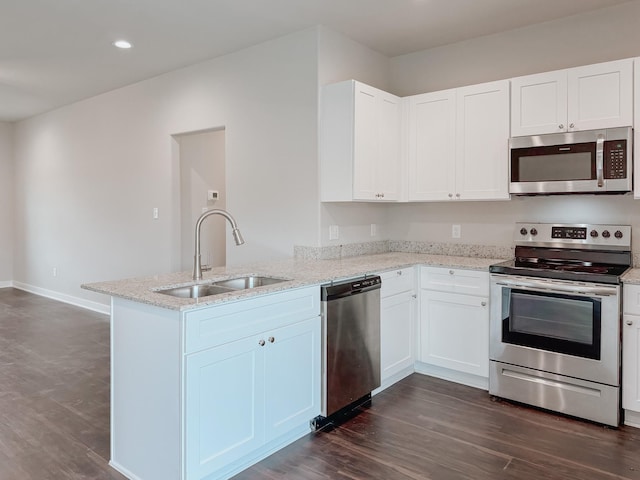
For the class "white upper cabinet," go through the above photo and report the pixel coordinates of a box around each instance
[320,80,401,202]
[407,89,456,201]
[511,59,633,136]
[407,80,509,201]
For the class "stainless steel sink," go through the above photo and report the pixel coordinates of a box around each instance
[213,275,287,289]
[157,284,236,299]
[156,275,288,299]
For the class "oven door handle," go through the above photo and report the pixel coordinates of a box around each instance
[494,279,617,297]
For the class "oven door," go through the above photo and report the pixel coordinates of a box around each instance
[489,274,620,387]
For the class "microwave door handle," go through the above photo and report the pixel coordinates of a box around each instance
[596,134,605,187]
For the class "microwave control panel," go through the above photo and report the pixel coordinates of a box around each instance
[604,139,627,179]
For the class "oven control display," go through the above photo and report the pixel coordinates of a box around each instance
[551,226,587,239]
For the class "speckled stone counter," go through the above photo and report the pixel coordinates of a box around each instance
[622,268,640,285]
[82,252,502,311]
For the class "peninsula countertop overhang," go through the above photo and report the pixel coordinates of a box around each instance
[81,252,503,311]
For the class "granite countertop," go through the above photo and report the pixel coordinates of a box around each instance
[82,252,502,311]
[622,268,640,285]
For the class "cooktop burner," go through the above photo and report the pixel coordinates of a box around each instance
[490,223,632,284]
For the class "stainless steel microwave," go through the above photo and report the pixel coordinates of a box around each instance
[509,127,632,195]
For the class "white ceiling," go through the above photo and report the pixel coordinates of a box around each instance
[0,0,632,122]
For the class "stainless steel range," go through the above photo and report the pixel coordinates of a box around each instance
[489,223,631,426]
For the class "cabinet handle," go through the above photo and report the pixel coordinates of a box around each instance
[559,124,564,129]
[258,339,266,346]
[627,319,634,326]
[381,193,385,198]
[412,294,417,299]
[455,193,460,198]
[481,301,487,307]
[397,270,402,276]
[448,193,453,198]
[268,336,275,343]
[449,270,454,275]
[569,123,575,129]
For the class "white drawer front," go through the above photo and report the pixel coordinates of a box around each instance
[624,284,640,315]
[421,266,489,297]
[183,286,320,354]
[380,268,415,298]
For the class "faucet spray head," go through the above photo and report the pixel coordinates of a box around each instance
[232,228,245,246]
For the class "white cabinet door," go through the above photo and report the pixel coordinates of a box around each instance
[456,80,510,201]
[264,318,321,442]
[420,290,489,377]
[407,89,456,201]
[381,290,415,381]
[184,336,265,480]
[511,59,633,137]
[623,314,640,413]
[511,70,567,136]
[567,59,633,132]
[321,80,401,202]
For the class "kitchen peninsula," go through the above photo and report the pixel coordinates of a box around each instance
[83,251,501,480]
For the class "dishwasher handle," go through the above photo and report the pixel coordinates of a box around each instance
[321,276,381,301]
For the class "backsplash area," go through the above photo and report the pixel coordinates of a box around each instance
[294,240,513,261]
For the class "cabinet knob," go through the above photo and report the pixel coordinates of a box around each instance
[481,301,487,307]
[258,339,266,346]
[380,193,385,198]
[397,270,402,276]
[268,336,275,343]
[569,123,575,129]
[448,193,453,198]
[559,124,564,129]
[449,270,454,275]
[455,193,460,198]
[627,319,634,326]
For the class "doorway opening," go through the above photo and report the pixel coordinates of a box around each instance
[173,128,226,272]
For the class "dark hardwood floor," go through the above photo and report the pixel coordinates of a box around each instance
[0,288,125,480]
[4,287,640,480]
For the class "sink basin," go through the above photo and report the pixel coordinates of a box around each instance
[157,284,236,299]
[213,275,287,289]
[156,275,288,299]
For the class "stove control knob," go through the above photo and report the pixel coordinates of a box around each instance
[520,227,528,236]
[615,230,623,239]
[530,228,538,236]
[602,230,611,238]
[590,230,598,238]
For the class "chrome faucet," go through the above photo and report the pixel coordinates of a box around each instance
[193,209,245,281]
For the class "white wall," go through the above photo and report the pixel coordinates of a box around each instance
[386,1,640,251]
[12,28,320,308]
[317,26,394,246]
[0,122,13,284]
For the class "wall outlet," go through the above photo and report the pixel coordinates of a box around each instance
[371,223,377,237]
[153,207,159,219]
[52,267,58,277]
[329,225,339,241]
[452,224,461,238]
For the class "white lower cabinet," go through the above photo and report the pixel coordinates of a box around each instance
[418,267,490,388]
[623,284,640,425]
[109,286,321,480]
[185,318,320,480]
[379,268,416,386]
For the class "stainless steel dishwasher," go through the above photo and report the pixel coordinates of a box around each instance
[313,275,381,429]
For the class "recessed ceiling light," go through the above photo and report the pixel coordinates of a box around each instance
[113,40,132,49]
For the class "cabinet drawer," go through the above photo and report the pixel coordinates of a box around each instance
[183,286,320,354]
[380,268,415,298]
[624,284,640,315]
[421,266,489,297]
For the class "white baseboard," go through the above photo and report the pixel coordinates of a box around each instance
[414,362,489,391]
[11,281,110,315]
[0,280,12,288]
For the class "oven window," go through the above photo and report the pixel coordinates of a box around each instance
[502,288,601,360]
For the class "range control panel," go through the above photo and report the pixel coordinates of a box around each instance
[515,223,631,249]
